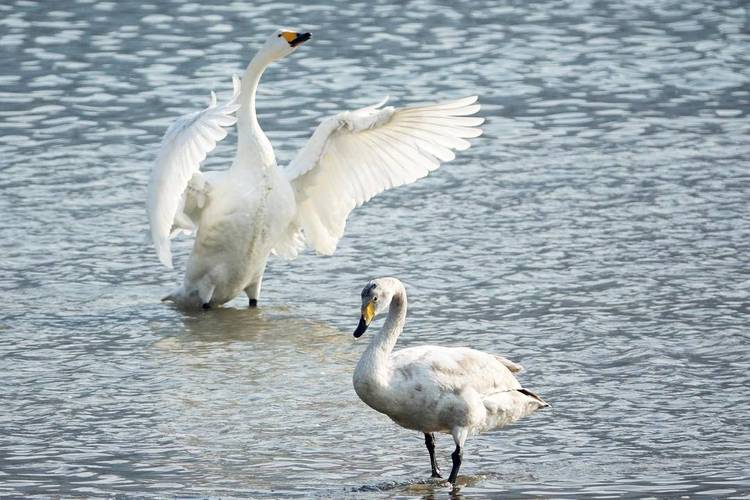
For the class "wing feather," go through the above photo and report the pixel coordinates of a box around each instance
[391,346,522,395]
[399,103,482,117]
[389,123,473,151]
[408,95,479,110]
[147,76,240,268]
[286,96,483,255]
[378,127,456,162]
[396,115,486,128]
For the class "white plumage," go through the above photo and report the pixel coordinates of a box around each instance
[288,96,483,255]
[148,76,241,269]
[352,277,548,484]
[147,29,483,308]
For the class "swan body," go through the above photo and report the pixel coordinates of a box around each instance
[352,277,548,484]
[147,29,483,308]
[178,164,296,306]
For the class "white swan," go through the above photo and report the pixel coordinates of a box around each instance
[352,277,548,484]
[147,29,483,308]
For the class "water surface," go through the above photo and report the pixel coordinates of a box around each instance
[1,0,749,497]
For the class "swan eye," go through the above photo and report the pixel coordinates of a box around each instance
[277,34,282,37]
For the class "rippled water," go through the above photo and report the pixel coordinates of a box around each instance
[2,0,749,497]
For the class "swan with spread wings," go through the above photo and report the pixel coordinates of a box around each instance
[147,29,483,308]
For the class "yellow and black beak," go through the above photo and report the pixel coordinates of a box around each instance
[281,31,312,48]
[353,302,376,338]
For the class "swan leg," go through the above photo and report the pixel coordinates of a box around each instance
[447,427,468,484]
[447,444,462,484]
[244,274,264,308]
[424,433,442,478]
[198,280,215,309]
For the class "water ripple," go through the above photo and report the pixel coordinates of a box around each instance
[1,0,749,497]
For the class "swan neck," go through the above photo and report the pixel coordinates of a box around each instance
[378,289,407,356]
[358,285,408,383]
[235,51,276,169]
[240,54,268,125]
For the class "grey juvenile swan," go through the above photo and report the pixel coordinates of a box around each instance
[352,277,548,484]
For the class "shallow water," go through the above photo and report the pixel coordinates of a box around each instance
[1,0,749,497]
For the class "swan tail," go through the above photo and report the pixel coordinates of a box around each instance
[517,388,549,408]
[494,355,524,373]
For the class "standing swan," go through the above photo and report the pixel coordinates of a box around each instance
[352,277,548,485]
[147,29,483,309]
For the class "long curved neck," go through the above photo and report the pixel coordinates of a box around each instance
[234,50,276,171]
[356,285,408,388]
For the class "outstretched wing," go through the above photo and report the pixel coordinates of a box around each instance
[285,96,483,255]
[147,76,241,268]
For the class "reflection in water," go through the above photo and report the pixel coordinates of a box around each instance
[163,306,343,345]
[146,309,361,496]
[353,475,481,499]
[1,0,749,497]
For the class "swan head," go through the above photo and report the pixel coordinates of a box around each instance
[258,28,312,61]
[353,277,402,338]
